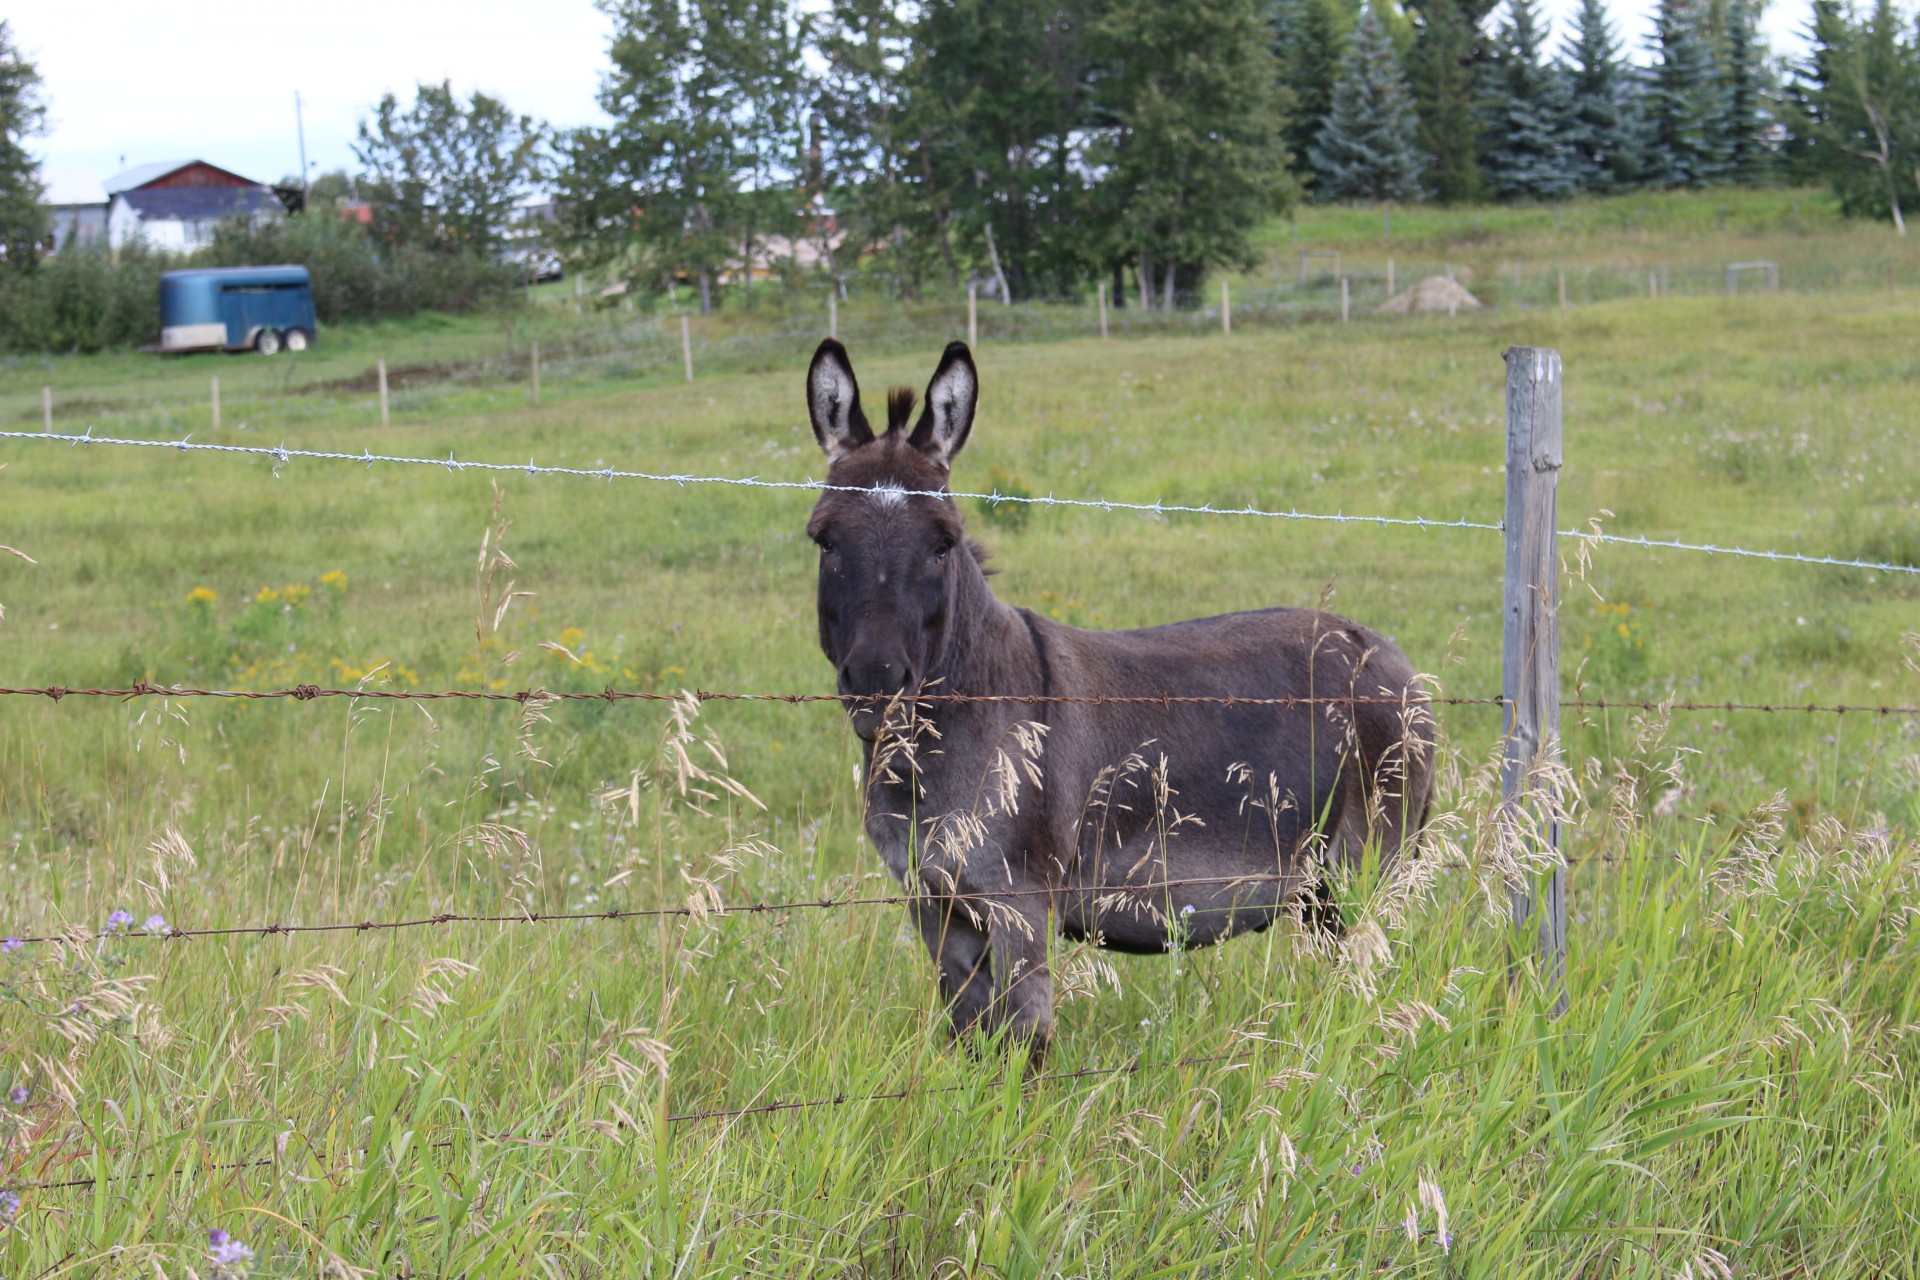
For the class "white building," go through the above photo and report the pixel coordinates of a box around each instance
[100,160,286,253]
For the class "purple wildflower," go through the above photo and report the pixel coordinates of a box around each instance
[208,1227,254,1265]
[105,909,133,932]
[144,914,170,936]
[0,1189,19,1221]
[7,1085,25,1106]
[1,937,20,954]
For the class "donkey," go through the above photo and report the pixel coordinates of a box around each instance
[804,338,1434,1058]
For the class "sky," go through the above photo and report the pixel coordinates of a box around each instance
[15,0,1811,205]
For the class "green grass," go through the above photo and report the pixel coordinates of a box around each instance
[2,189,1919,1276]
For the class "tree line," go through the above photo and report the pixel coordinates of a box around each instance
[3,4,1920,348]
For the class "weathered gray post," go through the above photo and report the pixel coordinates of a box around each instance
[1502,346,1567,1018]
[680,315,693,382]
[1221,280,1231,335]
[41,386,51,434]
[1340,277,1350,323]
[377,358,390,426]
[828,293,837,339]
[1558,270,1567,309]
[531,341,541,405]
[968,284,978,348]
[211,376,220,431]
[1387,256,1395,296]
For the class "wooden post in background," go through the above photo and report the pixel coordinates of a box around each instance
[378,358,390,426]
[1340,277,1350,323]
[1387,257,1395,296]
[680,315,693,382]
[828,293,837,339]
[967,284,978,348]
[41,386,51,434]
[1097,281,1109,339]
[1558,270,1567,308]
[1502,346,1567,1019]
[1221,280,1231,335]
[210,376,220,431]
[530,341,541,405]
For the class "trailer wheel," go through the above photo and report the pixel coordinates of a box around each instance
[254,329,282,356]
[284,328,310,352]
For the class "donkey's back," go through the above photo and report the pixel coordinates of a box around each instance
[1036,605,1433,952]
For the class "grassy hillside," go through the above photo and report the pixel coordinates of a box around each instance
[1,189,1917,1276]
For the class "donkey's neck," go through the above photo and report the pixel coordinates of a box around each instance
[936,555,1039,697]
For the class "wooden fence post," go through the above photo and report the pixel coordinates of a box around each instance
[42,386,51,434]
[1221,280,1231,335]
[530,341,541,405]
[1558,270,1567,309]
[680,315,693,382]
[1340,277,1350,323]
[967,284,978,348]
[1502,346,1567,1019]
[1097,281,1109,339]
[378,358,390,426]
[1387,256,1395,296]
[211,376,220,431]
[828,293,837,339]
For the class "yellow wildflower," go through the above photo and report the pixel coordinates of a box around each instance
[255,586,280,604]
[320,570,348,591]
[186,586,217,605]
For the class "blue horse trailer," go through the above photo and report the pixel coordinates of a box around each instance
[159,265,318,355]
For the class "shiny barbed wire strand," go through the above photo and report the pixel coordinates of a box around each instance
[5,428,1913,574]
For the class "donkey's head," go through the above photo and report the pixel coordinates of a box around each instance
[804,339,979,740]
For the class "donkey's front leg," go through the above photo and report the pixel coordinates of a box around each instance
[982,890,1055,1062]
[909,895,995,1037]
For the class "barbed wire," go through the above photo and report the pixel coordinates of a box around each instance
[17,1052,1248,1193]
[0,429,1501,534]
[6,429,1914,576]
[0,872,1364,946]
[0,681,1913,718]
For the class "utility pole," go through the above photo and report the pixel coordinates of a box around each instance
[294,91,310,202]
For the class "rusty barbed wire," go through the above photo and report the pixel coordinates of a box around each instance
[0,873,1361,946]
[18,1052,1247,1193]
[0,681,1913,717]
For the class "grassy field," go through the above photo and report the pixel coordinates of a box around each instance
[2,190,1919,1276]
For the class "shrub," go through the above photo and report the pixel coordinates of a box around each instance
[198,214,517,323]
[0,242,165,352]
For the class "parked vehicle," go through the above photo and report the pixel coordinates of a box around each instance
[158,265,318,355]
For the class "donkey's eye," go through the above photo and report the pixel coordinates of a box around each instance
[932,537,956,560]
[815,535,836,554]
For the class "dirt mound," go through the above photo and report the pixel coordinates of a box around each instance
[1378,275,1483,315]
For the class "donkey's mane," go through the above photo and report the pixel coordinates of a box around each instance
[886,387,917,433]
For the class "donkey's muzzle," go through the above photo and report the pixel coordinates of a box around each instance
[839,653,916,742]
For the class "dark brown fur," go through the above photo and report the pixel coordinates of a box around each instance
[804,339,1435,1059]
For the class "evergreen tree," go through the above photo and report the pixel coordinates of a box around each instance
[910,0,1096,300]
[1311,4,1428,202]
[0,20,46,274]
[1720,0,1772,182]
[1558,0,1631,190]
[816,0,925,293]
[1271,0,1356,179]
[1641,0,1729,187]
[1094,0,1296,308]
[1405,0,1492,203]
[1480,0,1577,198]
[556,0,806,312]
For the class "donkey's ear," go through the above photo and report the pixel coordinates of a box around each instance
[807,339,874,462]
[908,341,977,468]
